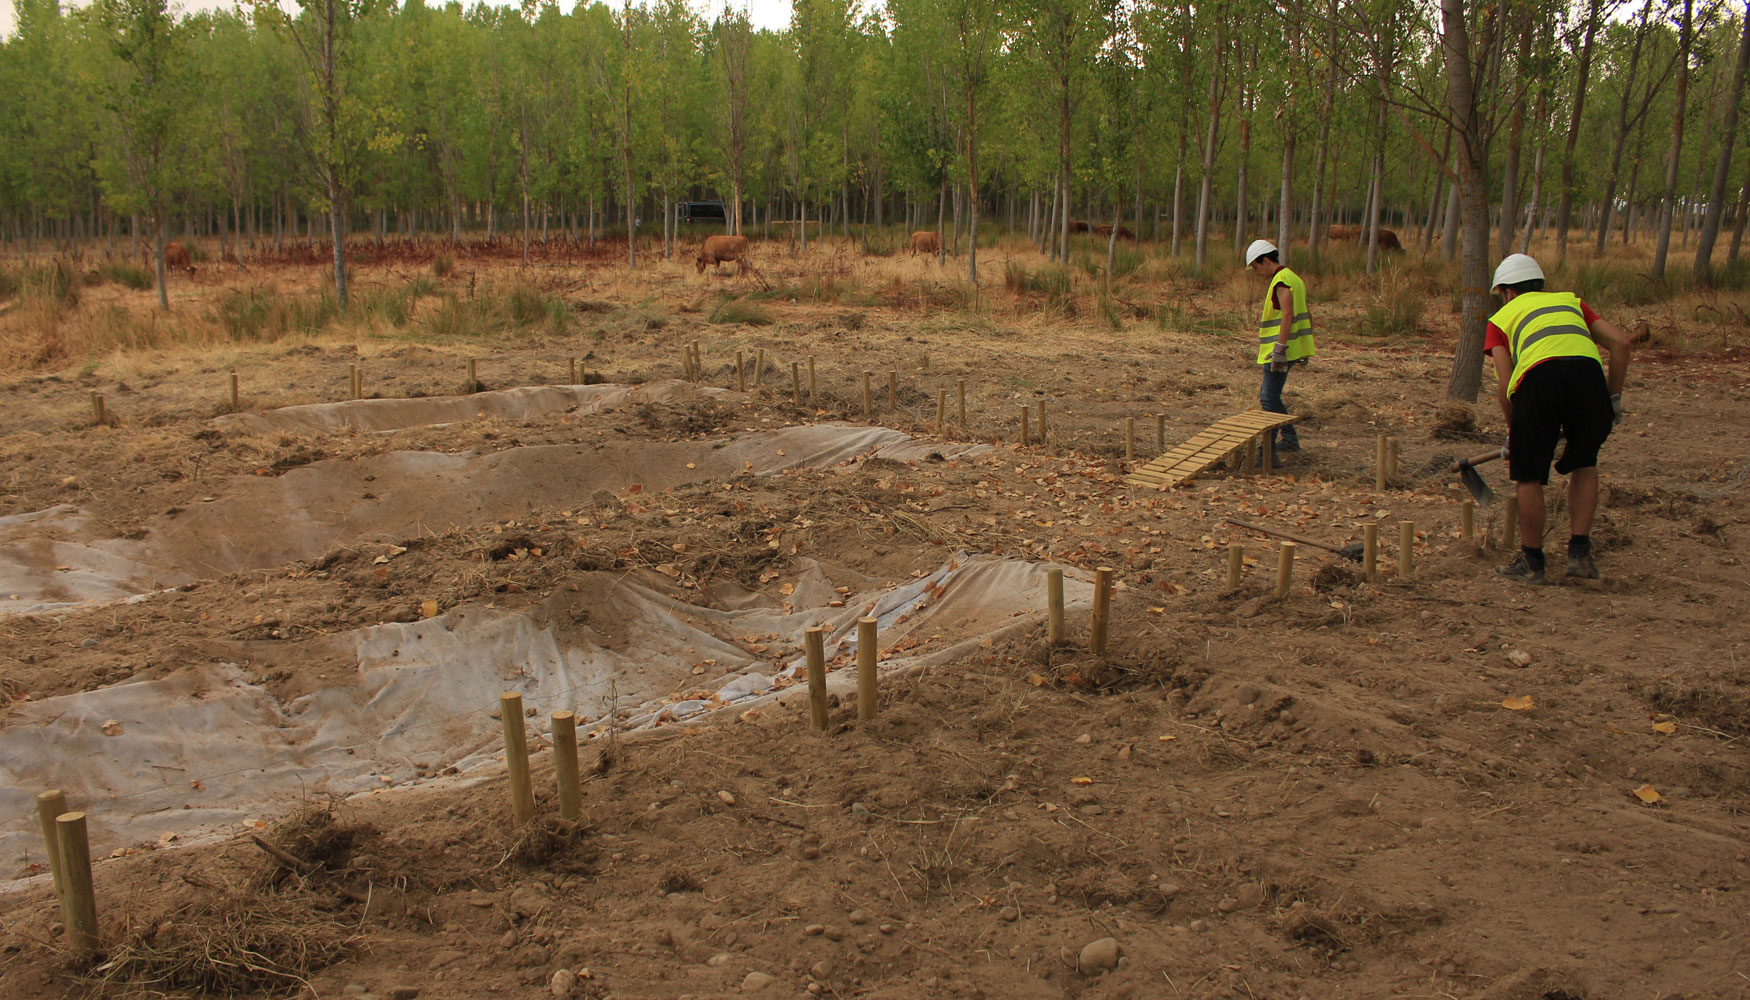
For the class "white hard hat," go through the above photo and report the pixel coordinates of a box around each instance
[1491,253,1544,290]
[1244,239,1278,267]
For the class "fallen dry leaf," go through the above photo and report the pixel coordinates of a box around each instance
[1501,695,1534,711]
[101,719,123,736]
[419,598,440,619]
[1633,784,1662,804]
[1071,777,1093,785]
[1652,720,1677,734]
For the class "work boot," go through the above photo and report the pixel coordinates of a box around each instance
[1566,549,1599,580]
[1496,551,1546,584]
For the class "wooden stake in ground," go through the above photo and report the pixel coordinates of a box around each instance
[1503,495,1520,551]
[499,692,535,826]
[1275,542,1296,599]
[570,357,579,385]
[1090,566,1113,656]
[89,392,105,426]
[1157,413,1167,452]
[350,363,361,400]
[888,370,898,411]
[35,789,66,898]
[862,372,873,419]
[229,371,240,411]
[1125,417,1136,463]
[1242,436,1257,474]
[1036,399,1047,443]
[957,379,966,425]
[1047,568,1065,643]
[552,710,581,821]
[792,361,801,404]
[1462,500,1476,546]
[804,625,829,730]
[466,358,477,393]
[1262,433,1275,474]
[808,356,816,401]
[1375,434,1387,489]
[736,350,746,392]
[1363,524,1379,581]
[1399,520,1415,577]
[681,348,693,382]
[54,812,99,956]
[1019,405,1030,446]
[1227,544,1244,591]
[856,617,878,721]
[936,389,946,432]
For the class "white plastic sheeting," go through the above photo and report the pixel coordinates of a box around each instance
[0,555,1088,867]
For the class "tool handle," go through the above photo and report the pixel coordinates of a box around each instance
[1453,449,1503,472]
[1223,517,1343,555]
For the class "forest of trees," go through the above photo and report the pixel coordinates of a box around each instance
[4,0,1750,395]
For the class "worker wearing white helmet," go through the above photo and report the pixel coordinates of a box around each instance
[1244,239,1315,454]
[1485,253,1632,583]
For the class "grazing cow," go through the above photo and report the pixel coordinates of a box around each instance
[1093,223,1137,241]
[696,234,751,273]
[1322,224,1401,250]
[910,231,941,257]
[163,242,195,275]
[1068,220,1091,234]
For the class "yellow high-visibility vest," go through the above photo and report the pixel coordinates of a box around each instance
[1487,291,1600,394]
[1257,267,1315,365]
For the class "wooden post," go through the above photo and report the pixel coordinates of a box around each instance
[1227,544,1244,591]
[1090,566,1113,656]
[888,370,898,410]
[1125,417,1136,462]
[1242,436,1257,473]
[862,371,873,418]
[1363,523,1379,581]
[808,356,817,400]
[736,350,746,392]
[1261,432,1275,474]
[1375,434,1387,490]
[1275,542,1296,599]
[1156,413,1167,452]
[1388,437,1400,480]
[1047,568,1065,644]
[804,625,829,730]
[1036,399,1047,443]
[1462,500,1476,546]
[228,371,240,410]
[570,357,579,385]
[89,392,105,426]
[1399,520,1415,577]
[1019,405,1030,446]
[349,363,360,400]
[499,692,535,826]
[754,348,765,386]
[957,379,966,425]
[466,358,478,392]
[856,617,878,721]
[54,812,99,956]
[552,711,581,821]
[35,790,66,898]
[936,389,946,432]
[1503,495,1520,551]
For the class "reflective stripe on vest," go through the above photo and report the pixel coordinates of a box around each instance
[1256,268,1315,364]
[1487,292,1600,394]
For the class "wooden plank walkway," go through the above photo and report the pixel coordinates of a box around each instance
[1125,410,1302,489]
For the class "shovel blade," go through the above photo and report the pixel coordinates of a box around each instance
[1459,462,1496,506]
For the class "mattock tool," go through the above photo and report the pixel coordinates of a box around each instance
[1224,518,1364,562]
[1452,448,1506,506]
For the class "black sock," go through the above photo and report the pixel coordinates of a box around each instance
[1522,546,1546,569]
[1569,534,1590,554]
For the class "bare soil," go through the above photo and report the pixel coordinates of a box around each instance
[2,243,1748,999]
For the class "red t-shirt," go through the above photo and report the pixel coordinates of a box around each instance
[1485,301,1602,355]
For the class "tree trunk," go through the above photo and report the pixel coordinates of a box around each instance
[1654,0,1694,279]
[153,211,168,312]
[1441,0,1494,402]
[1554,0,1602,261]
[1695,0,1750,280]
[1277,131,1294,265]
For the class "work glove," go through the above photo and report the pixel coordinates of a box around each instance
[1500,440,1510,462]
[1269,342,1289,372]
[1611,394,1623,426]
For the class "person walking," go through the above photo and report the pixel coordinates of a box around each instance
[1244,239,1315,454]
[1485,253,1632,582]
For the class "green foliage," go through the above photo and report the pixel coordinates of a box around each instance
[97,262,154,290]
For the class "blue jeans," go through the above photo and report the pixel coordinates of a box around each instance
[1258,364,1300,450]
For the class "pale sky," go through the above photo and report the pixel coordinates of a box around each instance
[0,0,795,39]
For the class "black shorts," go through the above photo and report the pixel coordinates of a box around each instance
[1508,357,1613,485]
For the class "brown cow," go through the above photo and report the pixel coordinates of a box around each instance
[163,242,195,275]
[697,234,751,273]
[1322,225,1401,250]
[1068,220,1091,234]
[1093,223,1136,241]
[910,230,941,257]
